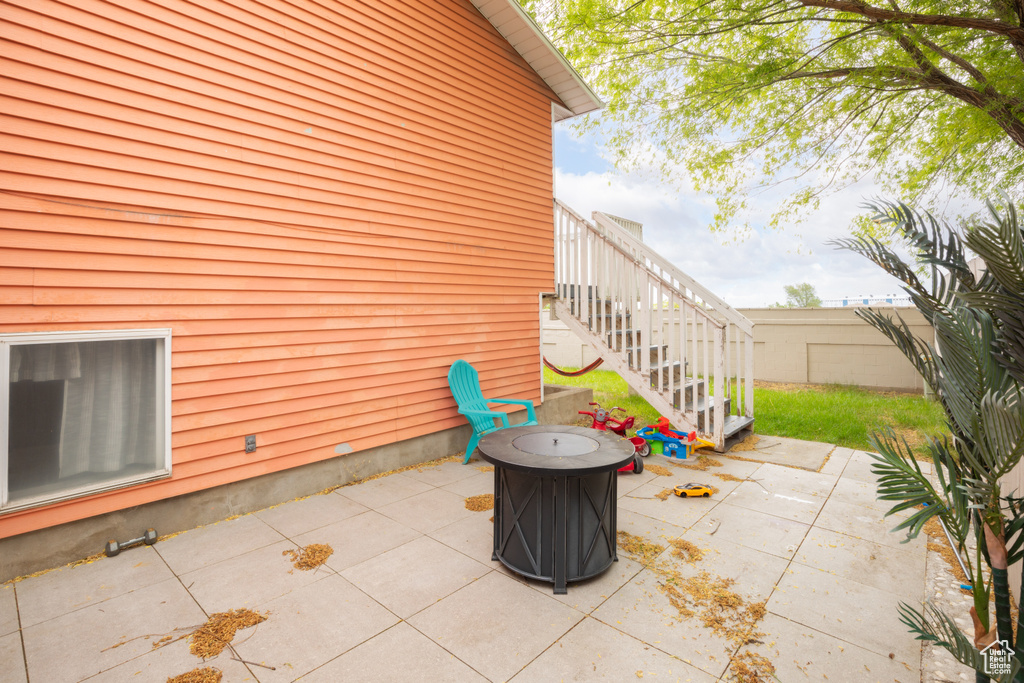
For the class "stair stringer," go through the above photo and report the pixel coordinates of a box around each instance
[550,298,703,443]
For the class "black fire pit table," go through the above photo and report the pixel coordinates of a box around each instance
[477,424,636,594]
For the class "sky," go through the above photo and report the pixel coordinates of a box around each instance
[551,126,911,309]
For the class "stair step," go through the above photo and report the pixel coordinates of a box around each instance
[723,415,755,441]
[675,395,731,426]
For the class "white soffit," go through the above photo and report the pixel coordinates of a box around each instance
[470,0,603,120]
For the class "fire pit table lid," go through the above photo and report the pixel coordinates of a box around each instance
[477,424,635,475]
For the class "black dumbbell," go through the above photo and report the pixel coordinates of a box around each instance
[105,528,158,557]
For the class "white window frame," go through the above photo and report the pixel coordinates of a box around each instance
[0,328,172,513]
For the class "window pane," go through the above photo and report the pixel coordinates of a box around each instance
[7,338,165,506]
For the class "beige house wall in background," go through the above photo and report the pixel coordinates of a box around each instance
[544,306,933,393]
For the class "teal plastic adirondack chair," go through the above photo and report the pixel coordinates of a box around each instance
[447,360,538,464]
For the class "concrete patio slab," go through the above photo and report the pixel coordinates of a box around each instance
[89,639,253,683]
[16,546,174,629]
[591,566,732,678]
[21,578,206,683]
[815,497,925,550]
[395,459,481,488]
[722,479,826,524]
[728,435,835,470]
[739,612,920,683]
[407,571,583,682]
[427,509,508,571]
[707,502,812,559]
[0,583,19,636]
[340,536,490,619]
[742,461,839,494]
[180,539,332,614]
[295,510,420,573]
[334,472,433,509]
[819,445,856,476]
[254,491,368,538]
[0,632,25,683]
[675,530,791,601]
[795,526,926,602]
[1,435,934,682]
[516,553,645,614]
[769,561,921,663]
[232,573,399,681]
[617,482,715,529]
[156,513,286,576]
[375,487,476,534]
[297,622,489,683]
[440,470,495,497]
[512,615,719,682]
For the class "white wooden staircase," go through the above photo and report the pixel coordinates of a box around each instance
[548,199,755,451]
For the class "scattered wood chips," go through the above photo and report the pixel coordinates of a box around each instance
[668,538,705,563]
[645,463,673,477]
[673,455,724,471]
[616,531,665,565]
[188,609,267,659]
[713,472,746,482]
[283,544,334,571]
[728,435,760,452]
[729,650,777,682]
[654,488,674,501]
[167,667,222,683]
[465,494,494,511]
[617,528,775,680]
[476,465,494,473]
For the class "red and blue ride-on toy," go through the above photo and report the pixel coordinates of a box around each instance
[578,402,651,474]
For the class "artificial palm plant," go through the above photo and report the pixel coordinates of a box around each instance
[834,196,1024,682]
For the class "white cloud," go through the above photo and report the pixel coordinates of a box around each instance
[553,168,910,308]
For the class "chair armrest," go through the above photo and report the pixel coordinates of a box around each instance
[486,398,537,422]
[459,407,511,428]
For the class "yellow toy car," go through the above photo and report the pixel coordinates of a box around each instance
[674,483,713,498]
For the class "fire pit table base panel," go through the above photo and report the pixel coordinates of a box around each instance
[492,466,618,594]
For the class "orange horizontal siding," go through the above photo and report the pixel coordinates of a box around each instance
[0,0,561,539]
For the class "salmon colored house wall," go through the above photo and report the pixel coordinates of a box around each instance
[0,0,566,539]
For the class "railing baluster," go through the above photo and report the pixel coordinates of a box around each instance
[551,199,752,450]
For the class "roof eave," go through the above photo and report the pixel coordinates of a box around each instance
[469,0,604,121]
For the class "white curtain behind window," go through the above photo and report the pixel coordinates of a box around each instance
[57,340,158,476]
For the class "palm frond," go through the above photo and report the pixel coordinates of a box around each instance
[898,601,1020,682]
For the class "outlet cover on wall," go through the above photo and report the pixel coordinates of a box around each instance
[245,435,256,453]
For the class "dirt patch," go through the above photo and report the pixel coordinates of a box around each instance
[188,609,267,659]
[283,544,333,571]
[465,494,494,511]
[645,463,673,477]
[167,668,222,683]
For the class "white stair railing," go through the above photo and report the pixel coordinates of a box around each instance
[552,199,754,450]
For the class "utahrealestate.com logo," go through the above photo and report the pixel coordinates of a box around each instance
[981,640,1016,676]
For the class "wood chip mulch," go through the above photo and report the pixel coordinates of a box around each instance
[188,609,267,659]
[465,494,494,511]
[616,531,665,565]
[654,488,673,501]
[283,543,333,571]
[645,463,673,477]
[167,667,222,683]
[672,455,724,471]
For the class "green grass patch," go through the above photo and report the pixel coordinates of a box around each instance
[544,368,948,457]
